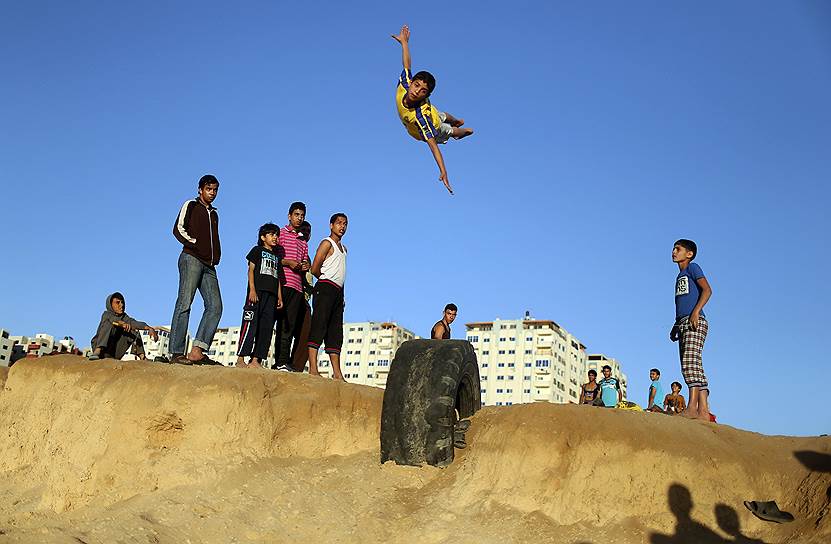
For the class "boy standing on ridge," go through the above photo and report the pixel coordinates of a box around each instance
[670,239,713,421]
[169,174,223,365]
[307,213,348,381]
[391,25,474,195]
[236,223,283,369]
[273,202,310,371]
[598,365,622,408]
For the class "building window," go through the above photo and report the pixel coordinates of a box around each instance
[497,375,505,381]
[498,350,505,355]
[482,363,488,368]
[508,363,515,367]
[499,337,506,342]
[524,376,531,381]
[524,389,531,393]
[482,350,489,355]
[496,388,504,393]
[508,350,515,354]
[498,363,505,367]
[524,350,532,355]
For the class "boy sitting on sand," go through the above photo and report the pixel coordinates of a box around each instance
[647,368,664,412]
[391,25,474,195]
[89,292,158,360]
[663,381,686,414]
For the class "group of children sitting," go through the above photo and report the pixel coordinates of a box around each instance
[579,367,686,414]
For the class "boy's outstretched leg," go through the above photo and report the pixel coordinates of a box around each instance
[451,127,474,140]
[442,111,465,127]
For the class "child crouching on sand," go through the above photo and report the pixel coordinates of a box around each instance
[236,224,283,368]
[663,382,686,414]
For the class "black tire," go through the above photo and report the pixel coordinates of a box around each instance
[380,339,481,467]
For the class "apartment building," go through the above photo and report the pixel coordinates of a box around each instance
[317,321,418,387]
[466,314,626,407]
[0,329,11,366]
[586,353,629,399]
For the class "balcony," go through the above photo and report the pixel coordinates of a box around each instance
[534,367,550,375]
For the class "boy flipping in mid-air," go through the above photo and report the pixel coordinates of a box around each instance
[307,213,348,380]
[236,223,283,369]
[392,25,474,195]
[670,239,713,421]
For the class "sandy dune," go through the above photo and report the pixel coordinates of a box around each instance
[0,355,827,543]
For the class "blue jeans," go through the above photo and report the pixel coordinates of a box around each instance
[169,252,223,354]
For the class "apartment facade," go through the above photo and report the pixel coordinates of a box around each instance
[0,329,11,366]
[317,321,418,387]
[466,315,626,407]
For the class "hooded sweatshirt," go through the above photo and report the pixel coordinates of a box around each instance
[91,293,149,346]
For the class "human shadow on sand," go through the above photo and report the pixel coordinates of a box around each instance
[794,450,831,473]
[650,483,768,544]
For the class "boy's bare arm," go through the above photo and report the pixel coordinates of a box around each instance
[247,262,258,304]
[649,386,656,407]
[310,241,332,279]
[690,277,712,329]
[391,25,411,71]
[426,138,453,194]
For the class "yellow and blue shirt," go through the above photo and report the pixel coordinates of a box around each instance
[396,69,442,141]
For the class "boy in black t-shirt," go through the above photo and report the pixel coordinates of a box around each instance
[236,223,283,368]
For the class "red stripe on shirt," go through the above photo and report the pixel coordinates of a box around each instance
[279,225,309,293]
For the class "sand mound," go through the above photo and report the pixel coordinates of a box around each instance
[0,355,828,543]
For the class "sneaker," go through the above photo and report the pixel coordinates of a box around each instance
[274,365,292,372]
[153,355,170,363]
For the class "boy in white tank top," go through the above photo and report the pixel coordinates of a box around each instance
[307,213,348,380]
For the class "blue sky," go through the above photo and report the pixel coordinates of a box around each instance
[1,1,829,436]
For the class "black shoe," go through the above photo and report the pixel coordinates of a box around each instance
[154,355,170,363]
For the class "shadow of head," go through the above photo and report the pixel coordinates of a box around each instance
[794,450,831,473]
[668,483,693,519]
[715,503,739,537]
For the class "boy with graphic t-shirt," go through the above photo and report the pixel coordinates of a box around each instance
[236,224,283,368]
[598,365,622,407]
[670,239,713,421]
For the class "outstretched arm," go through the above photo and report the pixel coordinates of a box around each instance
[391,25,411,71]
[426,138,453,194]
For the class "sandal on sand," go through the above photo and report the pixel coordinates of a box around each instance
[170,355,194,365]
[744,500,794,523]
[87,354,101,361]
[194,356,222,366]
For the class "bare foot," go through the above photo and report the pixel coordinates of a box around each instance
[450,118,465,127]
[442,179,454,195]
[453,128,474,140]
[309,371,321,377]
[679,410,698,419]
[333,374,347,382]
[695,412,712,422]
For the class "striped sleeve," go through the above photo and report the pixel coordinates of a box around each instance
[414,103,438,140]
[173,200,197,245]
[399,69,412,90]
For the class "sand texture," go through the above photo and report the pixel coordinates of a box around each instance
[0,355,828,543]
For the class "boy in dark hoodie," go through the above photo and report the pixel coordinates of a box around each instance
[88,292,159,360]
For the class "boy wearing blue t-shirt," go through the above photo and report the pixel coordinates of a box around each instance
[647,368,664,412]
[670,239,713,421]
[598,365,622,408]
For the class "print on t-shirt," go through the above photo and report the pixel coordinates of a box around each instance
[675,275,689,296]
[260,250,279,280]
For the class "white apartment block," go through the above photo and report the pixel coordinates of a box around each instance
[318,321,418,386]
[0,329,12,366]
[466,314,625,407]
[586,353,629,399]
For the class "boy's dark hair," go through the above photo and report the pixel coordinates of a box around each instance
[444,303,458,312]
[671,381,682,390]
[111,292,125,303]
[330,213,348,224]
[588,369,597,377]
[413,71,436,94]
[199,174,219,189]
[601,364,612,372]
[257,223,280,246]
[675,239,697,260]
[289,201,306,215]
[650,368,660,376]
[299,220,311,241]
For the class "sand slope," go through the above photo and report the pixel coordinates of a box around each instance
[0,356,828,543]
